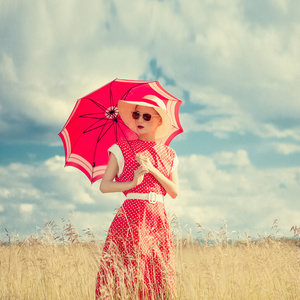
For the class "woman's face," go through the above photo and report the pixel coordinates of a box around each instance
[133,105,162,139]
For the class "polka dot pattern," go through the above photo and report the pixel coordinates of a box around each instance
[96,139,176,299]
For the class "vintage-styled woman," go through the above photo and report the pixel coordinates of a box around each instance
[95,95,178,299]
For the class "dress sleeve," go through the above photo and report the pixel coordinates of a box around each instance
[108,144,124,177]
[171,154,178,173]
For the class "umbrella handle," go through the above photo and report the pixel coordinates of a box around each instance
[118,122,136,156]
[127,140,136,156]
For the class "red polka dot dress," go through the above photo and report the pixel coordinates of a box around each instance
[95,139,177,299]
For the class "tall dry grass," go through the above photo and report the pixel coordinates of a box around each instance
[0,218,299,299]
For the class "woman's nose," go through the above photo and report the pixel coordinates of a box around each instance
[138,116,145,123]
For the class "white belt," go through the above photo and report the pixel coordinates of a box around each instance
[126,192,164,204]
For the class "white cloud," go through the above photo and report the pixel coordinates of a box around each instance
[180,85,300,140]
[0,155,125,239]
[213,150,250,166]
[176,152,300,235]
[273,142,300,155]
[0,188,10,198]
[0,52,18,82]
[165,1,300,130]
[20,203,34,213]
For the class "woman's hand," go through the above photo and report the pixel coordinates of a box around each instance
[132,165,147,187]
[135,154,178,198]
[135,155,155,174]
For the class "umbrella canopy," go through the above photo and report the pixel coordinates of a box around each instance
[59,78,183,183]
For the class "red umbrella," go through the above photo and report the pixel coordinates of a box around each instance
[59,78,183,183]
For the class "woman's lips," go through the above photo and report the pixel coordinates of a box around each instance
[137,125,144,129]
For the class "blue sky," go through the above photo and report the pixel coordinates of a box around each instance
[0,0,299,240]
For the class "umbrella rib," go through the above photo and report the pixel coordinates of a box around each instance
[83,118,109,133]
[80,113,107,120]
[82,98,108,112]
[96,121,115,143]
[61,99,108,130]
[84,122,111,133]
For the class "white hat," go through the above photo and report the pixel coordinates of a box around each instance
[118,95,172,140]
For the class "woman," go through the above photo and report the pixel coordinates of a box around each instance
[95,95,178,299]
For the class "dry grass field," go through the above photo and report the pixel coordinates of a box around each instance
[0,219,299,299]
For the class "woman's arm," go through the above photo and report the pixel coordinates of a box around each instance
[135,155,179,199]
[100,153,147,193]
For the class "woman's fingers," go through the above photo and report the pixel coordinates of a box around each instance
[136,156,151,172]
[133,166,147,186]
[136,155,148,164]
[136,166,147,175]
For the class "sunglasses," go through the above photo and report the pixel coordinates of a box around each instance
[132,111,160,121]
